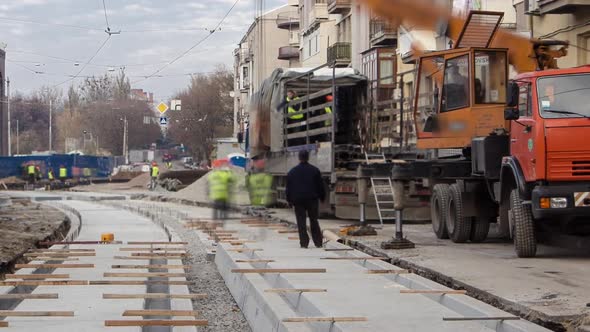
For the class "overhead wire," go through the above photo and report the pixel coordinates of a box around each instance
[102,0,111,31]
[132,0,242,84]
[51,35,112,87]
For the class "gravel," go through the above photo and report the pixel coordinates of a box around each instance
[108,200,251,332]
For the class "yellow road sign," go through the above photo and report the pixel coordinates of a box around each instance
[157,102,169,114]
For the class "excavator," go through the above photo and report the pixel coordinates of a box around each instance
[362,0,590,257]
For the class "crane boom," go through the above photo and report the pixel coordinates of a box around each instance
[364,0,568,73]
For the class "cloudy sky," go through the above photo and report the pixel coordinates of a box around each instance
[1,0,283,101]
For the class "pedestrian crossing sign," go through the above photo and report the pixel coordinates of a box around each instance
[159,117,168,126]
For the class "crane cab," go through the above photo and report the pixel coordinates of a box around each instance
[414,47,510,149]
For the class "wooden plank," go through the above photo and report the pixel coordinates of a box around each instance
[24,252,95,257]
[114,256,186,260]
[130,253,186,257]
[366,270,409,274]
[287,237,299,240]
[0,280,88,286]
[226,248,263,252]
[30,257,80,261]
[29,249,95,253]
[235,259,275,263]
[127,242,188,245]
[39,241,122,246]
[89,280,191,286]
[15,264,94,269]
[103,293,207,300]
[321,257,387,261]
[111,265,190,269]
[105,320,208,327]
[0,310,74,317]
[324,248,354,251]
[0,294,58,300]
[0,322,7,327]
[443,316,520,321]
[123,310,199,317]
[231,269,326,274]
[5,274,70,279]
[219,241,256,245]
[277,230,298,234]
[400,290,467,295]
[265,289,327,293]
[240,220,266,224]
[103,272,188,278]
[283,317,367,323]
[119,248,185,252]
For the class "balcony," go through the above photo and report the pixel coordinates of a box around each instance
[238,48,252,62]
[327,42,352,67]
[289,31,300,46]
[327,0,351,14]
[276,12,300,30]
[538,0,590,14]
[278,46,300,60]
[370,19,397,47]
[308,3,329,29]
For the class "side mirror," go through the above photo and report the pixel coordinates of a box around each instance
[504,108,520,121]
[506,81,519,107]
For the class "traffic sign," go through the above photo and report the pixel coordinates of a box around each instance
[159,117,168,126]
[157,102,169,114]
[171,99,182,111]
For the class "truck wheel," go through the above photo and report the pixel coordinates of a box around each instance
[470,217,490,243]
[431,184,450,239]
[510,189,537,258]
[446,183,472,243]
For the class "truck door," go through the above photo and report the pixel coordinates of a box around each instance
[510,83,537,181]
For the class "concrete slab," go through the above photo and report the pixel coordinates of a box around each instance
[0,199,196,331]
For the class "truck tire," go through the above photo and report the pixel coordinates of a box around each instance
[446,183,472,243]
[431,184,450,239]
[510,189,537,258]
[470,217,490,243]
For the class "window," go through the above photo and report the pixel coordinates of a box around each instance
[518,84,531,117]
[474,51,507,104]
[379,51,395,86]
[538,74,590,119]
[241,66,249,89]
[416,56,444,129]
[442,55,469,112]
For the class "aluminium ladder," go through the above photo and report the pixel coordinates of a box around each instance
[370,177,398,228]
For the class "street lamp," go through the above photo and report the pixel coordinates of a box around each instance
[120,116,128,164]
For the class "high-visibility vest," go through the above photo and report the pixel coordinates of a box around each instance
[248,173,273,206]
[325,106,332,126]
[287,97,303,120]
[208,170,231,201]
[27,165,35,175]
[151,166,159,177]
[83,168,91,177]
[48,171,54,180]
[59,167,67,178]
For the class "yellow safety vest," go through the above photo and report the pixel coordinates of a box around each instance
[151,166,159,177]
[83,168,91,177]
[325,106,332,126]
[27,165,35,175]
[48,171,54,180]
[287,97,303,120]
[248,173,273,206]
[59,168,67,178]
[208,170,231,201]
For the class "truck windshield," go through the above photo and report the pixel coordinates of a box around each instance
[538,74,590,118]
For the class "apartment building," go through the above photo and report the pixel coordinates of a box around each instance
[299,0,339,67]
[514,0,590,67]
[233,4,300,136]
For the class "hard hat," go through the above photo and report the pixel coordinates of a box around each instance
[253,159,265,169]
[326,95,334,102]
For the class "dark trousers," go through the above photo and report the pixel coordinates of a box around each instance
[213,200,228,220]
[293,200,323,248]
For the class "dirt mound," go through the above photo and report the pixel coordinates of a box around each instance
[0,176,25,185]
[124,172,151,188]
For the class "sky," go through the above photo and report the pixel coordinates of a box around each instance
[0,0,284,102]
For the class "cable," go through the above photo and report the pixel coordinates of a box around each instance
[132,0,242,84]
[52,35,112,87]
[539,20,590,39]
[102,0,111,31]
[0,17,103,31]
[570,43,590,53]
[7,61,42,74]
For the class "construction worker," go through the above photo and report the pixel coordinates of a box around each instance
[324,95,333,127]
[35,165,42,182]
[208,159,234,220]
[26,162,36,184]
[59,165,68,183]
[166,161,173,169]
[48,168,55,182]
[284,90,305,146]
[150,162,159,191]
[247,159,273,208]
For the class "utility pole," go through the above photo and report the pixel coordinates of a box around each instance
[16,119,19,155]
[7,77,10,156]
[122,116,128,164]
[49,99,53,152]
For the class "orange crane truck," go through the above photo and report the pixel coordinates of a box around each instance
[363,0,590,257]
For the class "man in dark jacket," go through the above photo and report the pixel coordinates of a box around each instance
[286,150,326,248]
